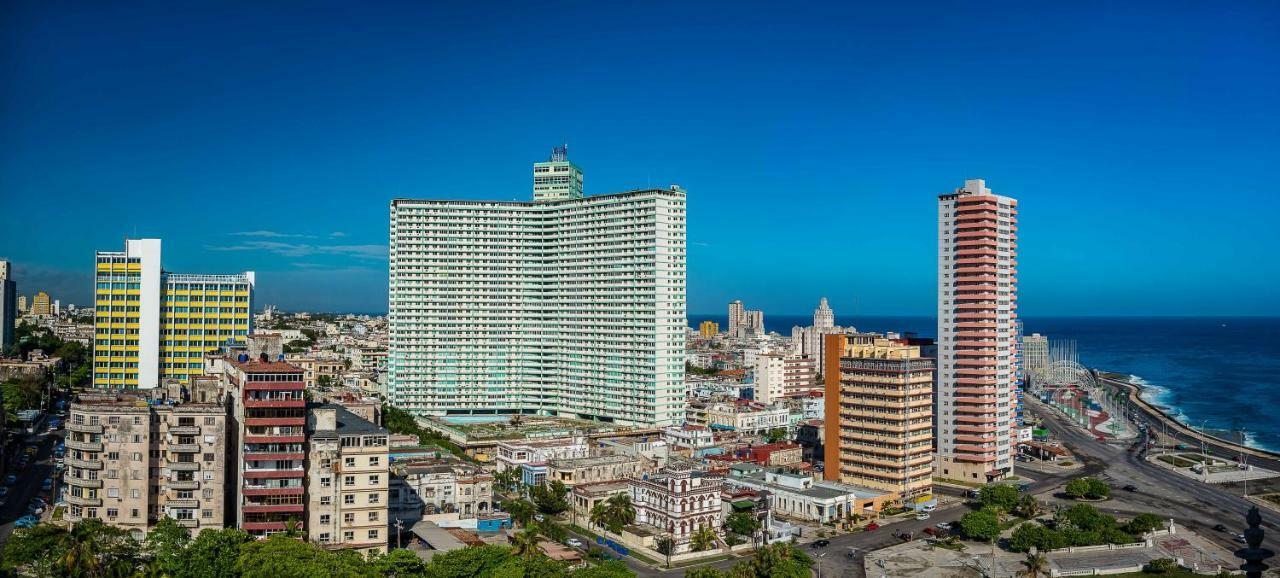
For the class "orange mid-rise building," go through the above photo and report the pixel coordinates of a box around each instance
[935,179,1019,482]
[823,334,934,501]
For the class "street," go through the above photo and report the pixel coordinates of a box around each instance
[0,426,62,545]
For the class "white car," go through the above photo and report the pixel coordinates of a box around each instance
[936,523,951,530]
[915,513,930,520]
[565,538,583,548]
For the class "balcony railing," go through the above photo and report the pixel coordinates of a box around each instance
[68,422,104,434]
[169,462,200,472]
[66,457,104,470]
[168,444,201,454]
[68,494,103,507]
[169,480,200,490]
[166,498,200,508]
[170,425,201,436]
[65,440,104,452]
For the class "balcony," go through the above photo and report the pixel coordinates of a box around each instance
[243,452,305,462]
[243,398,306,409]
[65,476,103,488]
[66,457,104,470]
[68,422,104,434]
[242,521,298,532]
[167,498,199,508]
[242,486,304,497]
[242,503,305,514]
[170,425,201,436]
[244,417,307,427]
[68,494,103,507]
[169,479,200,490]
[244,435,305,444]
[176,519,200,528]
[244,381,304,392]
[66,439,104,452]
[169,462,201,472]
[168,444,201,454]
[243,469,304,479]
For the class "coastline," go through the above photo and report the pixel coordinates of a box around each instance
[1099,371,1280,459]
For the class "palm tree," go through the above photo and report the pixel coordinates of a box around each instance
[1020,552,1049,578]
[509,529,542,560]
[589,502,609,534]
[690,524,719,552]
[1017,495,1042,519]
[604,493,636,534]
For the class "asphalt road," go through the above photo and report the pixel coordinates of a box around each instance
[0,426,62,545]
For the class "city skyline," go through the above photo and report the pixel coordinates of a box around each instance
[3,2,1279,316]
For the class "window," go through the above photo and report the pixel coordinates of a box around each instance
[107,508,119,517]
[344,475,355,486]
[318,533,331,543]
[344,457,356,468]
[320,496,332,505]
[369,457,380,467]
[369,493,380,504]
[344,494,355,505]
[320,477,331,488]
[344,513,354,523]
[368,511,379,522]
[131,509,140,518]
[320,514,331,525]
[343,531,354,541]
[367,530,379,539]
[108,488,120,498]
[368,475,380,486]
[108,452,120,461]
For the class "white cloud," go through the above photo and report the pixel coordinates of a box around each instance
[231,230,314,239]
[207,241,386,260]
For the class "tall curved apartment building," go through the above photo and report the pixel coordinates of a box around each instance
[936,179,1019,482]
[388,150,687,427]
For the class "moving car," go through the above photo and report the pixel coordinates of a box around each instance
[1123,484,1138,492]
[810,539,830,548]
[865,522,880,531]
[915,513,931,520]
[936,523,952,530]
[1213,524,1229,532]
[565,538,583,548]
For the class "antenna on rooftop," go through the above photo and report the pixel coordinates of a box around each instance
[551,143,568,162]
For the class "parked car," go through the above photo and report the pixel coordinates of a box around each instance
[1123,484,1138,492]
[41,478,53,491]
[15,515,39,529]
[915,513,931,521]
[565,538,583,548]
[1214,524,1229,532]
[865,522,880,531]
[936,522,952,530]
[0,487,9,498]
[3,474,15,486]
[810,539,830,548]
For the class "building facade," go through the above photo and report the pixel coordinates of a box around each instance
[388,154,686,427]
[0,260,14,353]
[227,361,307,537]
[93,239,253,389]
[64,380,230,538]
[823,334,934,501]
[698,321,719,338]
[31,291,51,316]
[630,464,723,552]
[936,179,1019,482]
[753,352,817,404]
[306,405,390,555]
[1021,333,1049,378]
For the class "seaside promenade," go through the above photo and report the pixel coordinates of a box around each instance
[1102,375,1280,473]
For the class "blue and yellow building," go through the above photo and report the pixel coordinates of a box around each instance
[93,239,253,388]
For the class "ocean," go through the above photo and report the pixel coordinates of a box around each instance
[690,315,1280,452]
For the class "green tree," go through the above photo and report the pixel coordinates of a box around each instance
[569,560,634,578]
[181,528,253,578]
[1065,477,1110,500]
[1125,513,1165,535]
[509,530,544,560]
[530,480,570,516]
[1019,552,1049,578]
[733,542,813,578]
[1008,523,1067,553]
[764,428,789,444]
[959,508,1002,542]
[371,549,428,577]
[588,502,609,533]
[145,517,191,576]
[654,535,675,568]
[691,524,719,552]
[684,569,727,578]
[502,498,536,528]
[419,545,514,578]
[236,534,371,577]
[1086,478,1111,499]
[602,493,636,535]
[978,484,1020,512]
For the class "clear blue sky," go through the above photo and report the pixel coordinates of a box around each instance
[3,1,1277,316]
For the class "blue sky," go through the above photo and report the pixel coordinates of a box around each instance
[2,1,1278,316]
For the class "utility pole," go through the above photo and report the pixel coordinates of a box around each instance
[394,518,404,549]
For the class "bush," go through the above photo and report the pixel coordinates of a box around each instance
[1125,513,1165,535]
[1008,523,1067,553]
[1064,477,1110,499]
[1145,558,1179,574]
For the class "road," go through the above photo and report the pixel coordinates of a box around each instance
[0,425,62,545]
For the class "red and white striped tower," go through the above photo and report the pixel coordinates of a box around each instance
[936,179,1019,483]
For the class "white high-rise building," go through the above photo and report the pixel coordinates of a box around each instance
[936,179,1019,482]
[388,151,687,427]
[532,144,584,202]
[727,300,745,334]
[813,297,834,330]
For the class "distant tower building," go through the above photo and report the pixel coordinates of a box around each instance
[0,260,15,352]
[813,297,834,330]
[31,291,51,316]
[727,300,746,334]
[936,179,1019,482]
[532,144,584,202]
[52,299,61,316]
[698,321,720,338]
[1021,333,1049,378]
[93,239,254,389]
[17,294,27,313]
[745,310,765,336]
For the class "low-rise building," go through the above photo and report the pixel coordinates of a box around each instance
[696,401,789,434]
[546,454,650,487]
[748,442,803,467]
[494,437,589,472]
[724,463,893,524]
[664,425,715,450]
[570,480,630,525]
[389,458,493,525]
[631,463,723,552]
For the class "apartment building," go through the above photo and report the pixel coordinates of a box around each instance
[388,151,686,427]
[93,239,253,388]
[306,405,390,556]
[389,458,493,524]
[691,401,789,434]
[753,352,817,404]
[698,321,719,338]
[936,179,1019,482]
[0,260,14,353]
[823,334,935,501]
[64,378,230,538]
[225,360,307,537]
[631,463,723,552]
[494,437,590,472]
